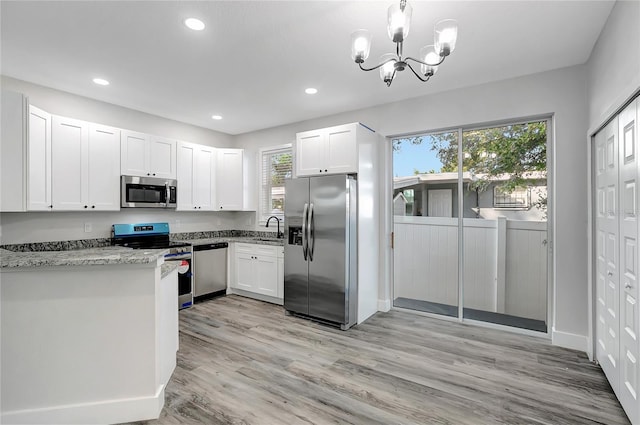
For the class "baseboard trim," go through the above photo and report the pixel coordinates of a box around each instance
[378,299,391,312]
[1,386,165,425]
[552,327,589,353]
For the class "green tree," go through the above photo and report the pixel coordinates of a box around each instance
[394,121,547,212]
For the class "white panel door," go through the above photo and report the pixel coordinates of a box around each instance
[87,124,120,210]
[51,116,88,210]
[27,106,52,211]
[195,145,215,210]
[149,136,176,179]
[428,189,453,217]
[595,117,620,395]
[326,124,358,174]
[234,251,255,291]
[296,130,325,176]
[618,98,639,424]
[216,148,243,210]
[176,142,196,210]
[120,130,148,177]
[255,255,278,297]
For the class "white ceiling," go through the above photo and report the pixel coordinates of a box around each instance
[1,1,615,135]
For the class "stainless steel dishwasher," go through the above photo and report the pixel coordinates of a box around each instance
[193,242,228,302]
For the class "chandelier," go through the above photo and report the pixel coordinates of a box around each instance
[350,0,458,87]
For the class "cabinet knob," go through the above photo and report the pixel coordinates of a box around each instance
[147,173,150,176]
[325,169,328,172]
[84,205,88,209]
[319,170,322,173]
[194,206,197,209]
[198,206,201,209]
[91,205,95,209]
[152,173,156,176]
[49,205,53,208]
[220,206,223,209]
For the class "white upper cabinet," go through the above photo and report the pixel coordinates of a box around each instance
[216,148,244,210]
[177,141,215,211]
[121,131,176,179]
[50,116,120,211]
[295,122,359,177]
[51,116,88,210]
[1,91,28,212]
[87,124,121,210]
[27,105,52,211]
[149,136,177,179]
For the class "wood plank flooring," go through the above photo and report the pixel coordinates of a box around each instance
[127,295,629,425]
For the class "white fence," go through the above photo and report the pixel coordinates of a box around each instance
[394,216,548,321]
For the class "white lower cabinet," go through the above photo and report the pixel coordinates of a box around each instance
[231,243,281,300]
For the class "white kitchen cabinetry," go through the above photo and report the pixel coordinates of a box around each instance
[1,91,28,212]
[51,116,120,211]
[231,243,279,299]
[27,105,52,211]
[121,130,176,179]
[295,122,360,177]
[216,148,244,210]
[177,141,215,211]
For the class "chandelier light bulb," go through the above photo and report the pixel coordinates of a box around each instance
[387,1,412,43]
[379,53,397,86]
[419,45,440,76]
[351,30,372,62]
[435,19,458,56]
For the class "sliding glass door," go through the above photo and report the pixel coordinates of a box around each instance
[392,120,550,333]
[393,131,460,317]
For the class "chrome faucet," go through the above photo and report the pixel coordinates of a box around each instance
[266,216,283,238]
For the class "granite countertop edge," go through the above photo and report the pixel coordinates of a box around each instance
[160,262,179,279]
[0,247,169,269]
[178,236,284,247]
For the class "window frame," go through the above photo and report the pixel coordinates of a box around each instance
[492,185,531,209]
[258,143,293,225]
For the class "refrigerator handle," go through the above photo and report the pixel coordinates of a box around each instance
[302,202,309,260]
[308,202,315,261]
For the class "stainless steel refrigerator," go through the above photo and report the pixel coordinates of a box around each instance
[284,174,358,330]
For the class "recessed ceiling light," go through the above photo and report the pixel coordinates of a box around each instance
[305,88,318,95]
[211,115,222,120]
[92,78,110,86]
[184,18,205,31]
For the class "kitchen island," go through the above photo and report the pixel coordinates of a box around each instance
[0,246,178,424]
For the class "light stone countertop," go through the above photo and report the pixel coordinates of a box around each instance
[179,236,284,247]
[0,246,169,269]
[160,261,179,279]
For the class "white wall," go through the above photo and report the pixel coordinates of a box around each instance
[587,0,640,131]
[1,76,233,147]
[235,65,590,349]
[0,76,252,244]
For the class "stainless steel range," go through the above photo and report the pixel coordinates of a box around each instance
[112,222,193,309]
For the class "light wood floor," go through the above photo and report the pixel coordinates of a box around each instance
[128,295,629,425]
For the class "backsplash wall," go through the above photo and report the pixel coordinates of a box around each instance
[0,210,259,244]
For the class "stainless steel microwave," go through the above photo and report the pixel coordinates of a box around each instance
[121,175,177,208]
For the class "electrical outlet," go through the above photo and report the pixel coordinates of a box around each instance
[84,222,92,233]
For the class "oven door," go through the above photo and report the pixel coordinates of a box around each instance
[165,253,193,309]
[121,175,177,208]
